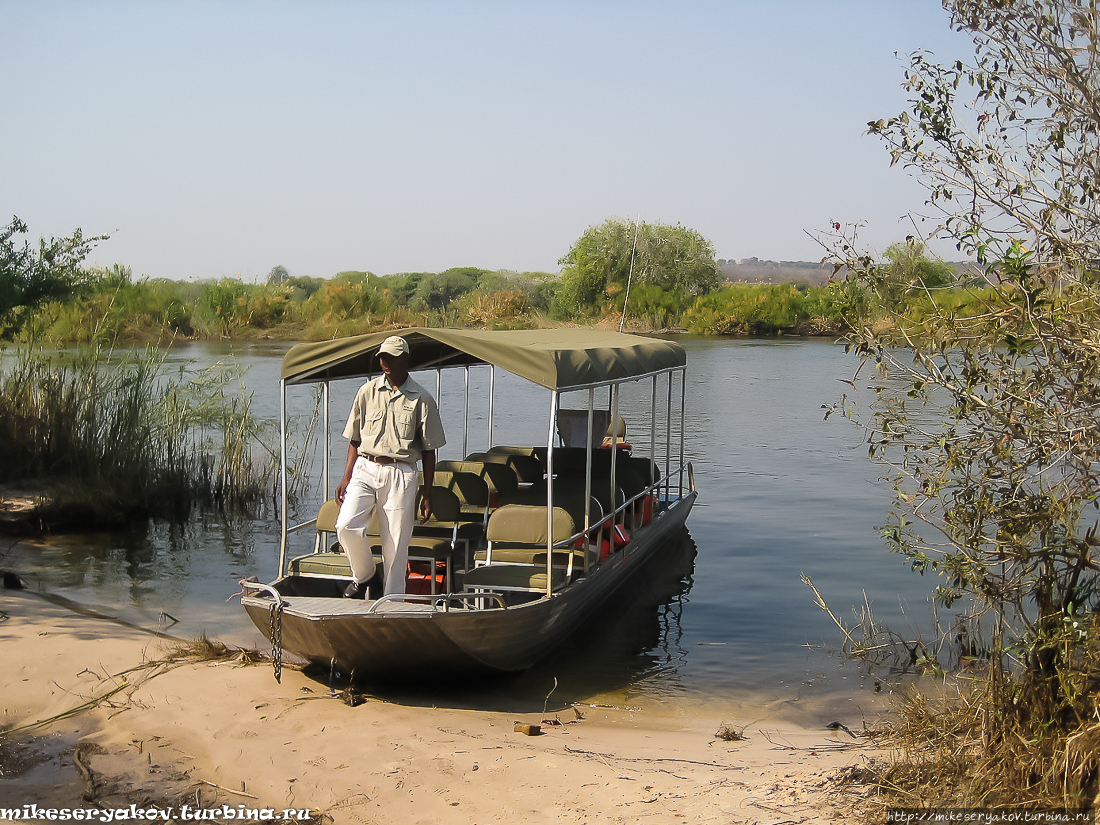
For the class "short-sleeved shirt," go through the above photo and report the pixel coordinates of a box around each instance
[342,375,446,464]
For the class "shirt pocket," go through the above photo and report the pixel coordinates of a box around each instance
[363,410,386,441]
[395,403,418,440]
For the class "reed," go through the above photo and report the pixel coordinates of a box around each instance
[0,339,274,525]
[684,283,840,335]
[865,677,1100,809]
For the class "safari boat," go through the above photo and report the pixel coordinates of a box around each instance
[240,327,696,679]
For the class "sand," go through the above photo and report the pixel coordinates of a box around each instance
[1,588,886,823]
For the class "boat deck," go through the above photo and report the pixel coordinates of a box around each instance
[247,594,467,618]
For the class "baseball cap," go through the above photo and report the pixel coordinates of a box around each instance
[378,335,410,356]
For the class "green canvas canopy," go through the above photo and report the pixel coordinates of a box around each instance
[280,327,686,391]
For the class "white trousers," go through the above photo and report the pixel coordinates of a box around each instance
[335,458,418,596]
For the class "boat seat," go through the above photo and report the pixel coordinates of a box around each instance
[473,545,586,567]
[429,470,490,525]
[486,445,545,475]
[437,459,520,505]
[292,551,353,577]
[313,498,342,555]
[462,564,567,593]
[464,505,576,594]
[499,488,604,537]
[465,451,542,485]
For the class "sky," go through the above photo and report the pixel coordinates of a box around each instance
[2,1,975,282]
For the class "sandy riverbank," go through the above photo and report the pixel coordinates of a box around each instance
[1,588,888,823]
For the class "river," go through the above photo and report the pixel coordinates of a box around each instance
[3,336,940,718]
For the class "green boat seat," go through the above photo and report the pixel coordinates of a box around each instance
[437,458,520,505]
[464,504,577,595]
[465,450,542,485]
[462,564,567,593]
[291,551,353,577]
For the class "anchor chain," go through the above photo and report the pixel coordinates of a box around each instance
[268,600,284,683]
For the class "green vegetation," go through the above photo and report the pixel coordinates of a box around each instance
[0,339,273,528]
[684,283,846,336]
[556,218,721,320]
[1,211,1002,343]
[13,261,566,344]
[0,216,107,337]
[825,0,1100,809]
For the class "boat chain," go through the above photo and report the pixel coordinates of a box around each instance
[268,600,284,683]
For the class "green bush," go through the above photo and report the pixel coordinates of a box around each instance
[684,284,811,335]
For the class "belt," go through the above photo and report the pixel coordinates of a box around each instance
[361,453,408,466]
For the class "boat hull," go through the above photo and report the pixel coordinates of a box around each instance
[243,492,695,677]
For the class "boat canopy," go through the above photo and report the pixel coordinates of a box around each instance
[280,327,686,391]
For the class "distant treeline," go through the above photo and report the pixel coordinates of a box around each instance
[1,215,993,343]
[9,259,1002,343]
[718,257,982,287]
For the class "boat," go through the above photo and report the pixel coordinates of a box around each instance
[240,327,697,680]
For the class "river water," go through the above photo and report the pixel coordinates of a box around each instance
[4,336,940,719]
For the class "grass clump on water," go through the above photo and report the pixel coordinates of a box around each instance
[0,338,274,529]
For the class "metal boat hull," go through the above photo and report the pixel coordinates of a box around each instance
[243,492,695,677]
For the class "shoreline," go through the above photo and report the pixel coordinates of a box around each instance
[1,588,886,822]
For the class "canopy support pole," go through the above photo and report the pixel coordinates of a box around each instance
[679,368,687,498]
[321,381,330,499]
[278,379,289,577]
[665,372,673,503]
[546,391,559,597]
[463,366,470,459]
[585,388,594,572]
[609,383,619,519]
[488,365,495,449]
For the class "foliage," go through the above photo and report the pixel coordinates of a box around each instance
[683,283,847,336]
[0,217,106,337]
[880,240,956,303]
[450,289,533,328]
[557,218,720,315]
[268,265,323,301]
[825,0,1100,808]
[0,340,273,523]
[412,267,486,310]
[28,269,194,344]
[610,283,692,330]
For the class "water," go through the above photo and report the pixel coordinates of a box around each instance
[2,337,939,716]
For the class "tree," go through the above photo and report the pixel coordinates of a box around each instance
[882,240,955,292]
[0,216,106,335]
[826,0,1100,805]
[413,268,484,310]
[558,219,720,313]
[267,264,290,284]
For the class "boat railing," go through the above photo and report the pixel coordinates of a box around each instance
[240,580,285,606]
[551,462,695,550]
[367,592,507,612]
[286,517,318,536]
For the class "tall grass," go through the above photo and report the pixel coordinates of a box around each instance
[0,339,274,525]
[683,283,851,335]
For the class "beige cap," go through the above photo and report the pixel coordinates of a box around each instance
[378,335,410,357]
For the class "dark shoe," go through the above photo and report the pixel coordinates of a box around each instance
[343,571,383,600]
[343,579,368,599]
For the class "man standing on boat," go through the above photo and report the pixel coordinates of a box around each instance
[335,335,446,598]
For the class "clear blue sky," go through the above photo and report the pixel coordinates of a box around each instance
[2,1,973,282]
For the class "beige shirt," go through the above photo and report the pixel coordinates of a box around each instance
[342,375,446,464]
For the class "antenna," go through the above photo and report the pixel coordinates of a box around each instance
[619,218,641,333]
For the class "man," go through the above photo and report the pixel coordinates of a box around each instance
[335,335,446,598]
